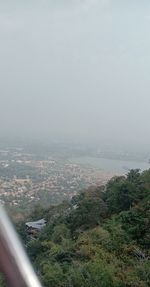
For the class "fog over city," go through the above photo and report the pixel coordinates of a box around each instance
[0,0,150,149]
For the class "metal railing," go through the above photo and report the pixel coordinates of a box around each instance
[0,205,42,287]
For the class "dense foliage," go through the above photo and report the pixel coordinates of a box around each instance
[1,169,150,286]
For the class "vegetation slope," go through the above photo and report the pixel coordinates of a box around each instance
[0,169,150,286]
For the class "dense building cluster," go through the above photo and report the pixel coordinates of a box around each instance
[0,148,113,210]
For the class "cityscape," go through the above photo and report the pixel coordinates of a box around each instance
[0,144,115,213]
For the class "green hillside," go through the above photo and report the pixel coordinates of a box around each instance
[1,169,150,287]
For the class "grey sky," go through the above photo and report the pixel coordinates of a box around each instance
[0,0,150,146]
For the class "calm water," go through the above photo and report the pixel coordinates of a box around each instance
[71,156,150,174]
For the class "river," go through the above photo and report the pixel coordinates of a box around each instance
[71,156,150,174]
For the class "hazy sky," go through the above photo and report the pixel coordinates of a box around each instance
[0,0,150,147]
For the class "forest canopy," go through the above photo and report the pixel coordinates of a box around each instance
[0,169,150,287]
